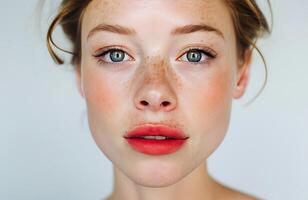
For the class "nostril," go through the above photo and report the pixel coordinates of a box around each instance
[140,100,149,106]
[161,101,171,107]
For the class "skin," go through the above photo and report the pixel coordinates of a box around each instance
[75,0,256,199]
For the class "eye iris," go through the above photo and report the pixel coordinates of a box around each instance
[187,50,202,62]
[110,50,125,62]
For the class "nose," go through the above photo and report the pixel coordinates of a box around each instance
[134,60,177,112]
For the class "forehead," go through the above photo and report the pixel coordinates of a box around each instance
[82,0,234,40]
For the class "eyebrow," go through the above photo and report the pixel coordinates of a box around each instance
[87,23,224,40]
[171,24,224,38]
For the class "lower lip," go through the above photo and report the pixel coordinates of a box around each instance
[125,138,188,155]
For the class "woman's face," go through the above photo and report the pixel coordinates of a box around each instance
[78,0,250,187]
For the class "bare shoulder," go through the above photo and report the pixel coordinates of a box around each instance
[212,179,260,200]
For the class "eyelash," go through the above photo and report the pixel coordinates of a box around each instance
[177,47,217,64]
[93,46,217,65]
[93,47,133,65]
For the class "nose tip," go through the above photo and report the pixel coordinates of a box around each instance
[135,90,176,112]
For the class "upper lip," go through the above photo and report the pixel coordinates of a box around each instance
[124,123,189,139]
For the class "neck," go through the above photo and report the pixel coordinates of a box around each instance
[106,162,217,200]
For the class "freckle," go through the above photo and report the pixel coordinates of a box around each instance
[130,56,182,91]
[155,57,182,88]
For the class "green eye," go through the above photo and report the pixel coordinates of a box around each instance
[186,50,202,62]
[110,50,125,62]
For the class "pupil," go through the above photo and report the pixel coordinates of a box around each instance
[110,50,125,62]
[187,51,201,62]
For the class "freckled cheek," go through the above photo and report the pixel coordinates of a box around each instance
[192,70,233,121]
[206,75,232,109]
[186,70,234,157]
[81,73,125,159]
[81,69,131,156]
[82,71,122,123]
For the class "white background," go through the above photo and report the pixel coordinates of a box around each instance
[1,0,307,199]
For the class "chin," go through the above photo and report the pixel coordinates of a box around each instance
[125,159,191,188]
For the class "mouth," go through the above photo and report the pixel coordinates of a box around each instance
[123,123,189,155]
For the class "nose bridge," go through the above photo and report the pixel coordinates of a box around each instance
[133,56,179,112]
[143,56,170,84]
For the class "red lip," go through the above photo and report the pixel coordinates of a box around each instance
[124,123,189,155]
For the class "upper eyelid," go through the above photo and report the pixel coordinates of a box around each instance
[180,47,217,57]
[93,46,134,58]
